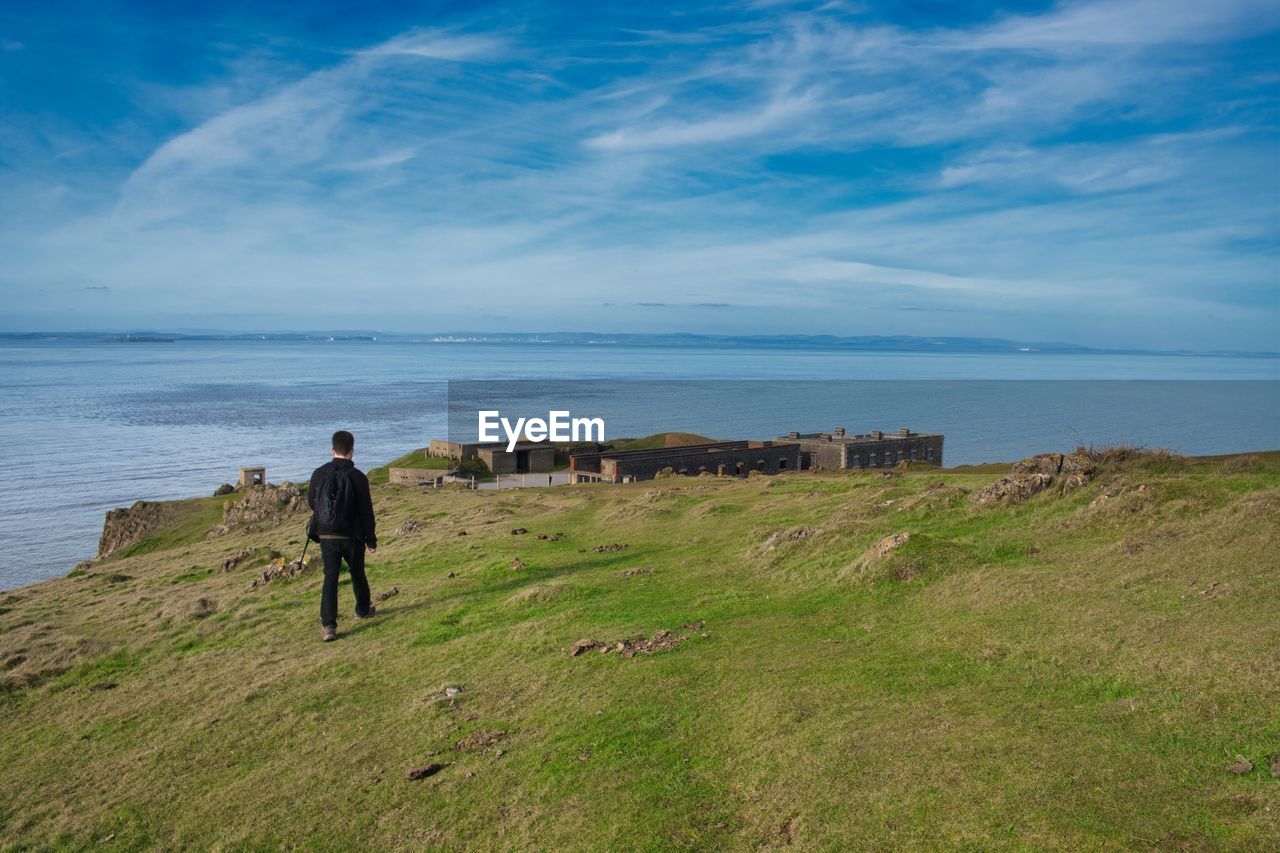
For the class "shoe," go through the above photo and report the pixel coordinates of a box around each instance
[356,605,377,620]
[321,625,337,642]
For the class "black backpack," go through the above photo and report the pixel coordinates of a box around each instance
[314,466,356,531]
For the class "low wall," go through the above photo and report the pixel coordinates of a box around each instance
[389,468,443,486]
[604,442,802,482]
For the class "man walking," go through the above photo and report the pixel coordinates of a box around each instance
[308,430,378,642]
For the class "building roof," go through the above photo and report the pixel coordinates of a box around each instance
[777,428,942,444]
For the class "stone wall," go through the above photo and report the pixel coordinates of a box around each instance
[570,441,744,477]
[428,439,472,461]
[842,435,944,468]
[477,447,516,475]
[389,468,443,486]
[805,444,845,470]
[787,434,944,469]
[596,442,801,482]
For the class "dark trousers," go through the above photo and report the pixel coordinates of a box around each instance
[319,538,371,628]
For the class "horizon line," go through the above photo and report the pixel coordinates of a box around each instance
[1,329,1277,358]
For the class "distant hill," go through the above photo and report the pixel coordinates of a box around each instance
[3,330,1275,357]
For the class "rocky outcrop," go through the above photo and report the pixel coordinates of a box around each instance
[570,623,703,658]
[858,531,911,567]
[218,547,279,573]
[972,453,1096,507]
[97,501,176,559]
[249,554,316,588]
[215,483,307,534]
[756,526,818,555]
[219,548,253,573]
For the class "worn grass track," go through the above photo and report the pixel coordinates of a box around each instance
[1,451,1277,849]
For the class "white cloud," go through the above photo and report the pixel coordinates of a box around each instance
[362,30,507,61]
[116,30,506,224]
[964,0,1280,49]
[585,91,819,150]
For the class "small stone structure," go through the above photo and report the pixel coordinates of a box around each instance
[478,444,556,475]
[389,468,444,486]
[426,440,556,474]
[238,466,266,488]
[388,467,479,488]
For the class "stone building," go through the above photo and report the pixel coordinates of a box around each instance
[388,468,445,486]
[776,427,943,470]
[569,441,802,484]
[426,439,555,475]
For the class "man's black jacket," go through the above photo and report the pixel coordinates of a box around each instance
[307,458,377,549]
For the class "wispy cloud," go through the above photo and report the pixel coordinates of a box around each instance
[586,91,818,150]
[963,0,1280,49]
[363,30,507,61]
[116,29,508,223]
[0,1,1276,350]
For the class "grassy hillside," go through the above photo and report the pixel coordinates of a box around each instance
[1,451,1278,849]
[610,432,717,450]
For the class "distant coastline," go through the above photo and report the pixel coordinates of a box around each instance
[1,330,1275,358]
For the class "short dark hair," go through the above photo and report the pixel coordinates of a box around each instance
[332,430,355,455]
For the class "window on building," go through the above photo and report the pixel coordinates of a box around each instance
[778,458,788,470]
[868,453,877,466]
[910,450,918,460]
[926,448,934,460]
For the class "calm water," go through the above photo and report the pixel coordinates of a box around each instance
[2,339,1277,590]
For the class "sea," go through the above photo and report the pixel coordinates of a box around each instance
[2,338,1277,590]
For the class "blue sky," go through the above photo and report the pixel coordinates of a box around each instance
[1,0,1277,350]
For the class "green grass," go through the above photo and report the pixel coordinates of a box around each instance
[610,431,717,450]
[110,494,233,560]
[2,450,1278,849]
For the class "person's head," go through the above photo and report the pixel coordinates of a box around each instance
[331,430,355,459]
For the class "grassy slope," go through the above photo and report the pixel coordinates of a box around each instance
[1,453,1278,849]
[611,432,716,450]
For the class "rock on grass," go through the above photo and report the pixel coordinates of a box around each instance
[405,763,447,780]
